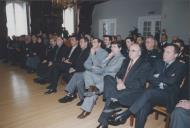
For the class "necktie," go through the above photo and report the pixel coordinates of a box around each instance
[106,56,114,66]
[54,47,60,61]
[123,60,134,81]
[163,63,169,72]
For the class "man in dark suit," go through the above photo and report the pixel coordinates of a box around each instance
[97,43,151,128]
[44,35,81,94]
[109,44,187,128]
[33,37,57,84]
[58,37,90,104]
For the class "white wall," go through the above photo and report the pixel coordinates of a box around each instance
[161,0,190,44]
[91,0,162,38]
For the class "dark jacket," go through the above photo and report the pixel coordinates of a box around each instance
[116,57,151,90]
[74,47,90,72]
[148,59,187,112]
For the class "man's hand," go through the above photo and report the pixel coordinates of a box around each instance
[69,67,76,73]
[117,83,126,90]
[176,100,190,110]
[48,62,53,67]
[64,59,71,64]
[116,79,126,90]
[42,60,47,63]
[106,52,114,60]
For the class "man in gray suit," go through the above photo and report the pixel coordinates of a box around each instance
[77,41,125,119]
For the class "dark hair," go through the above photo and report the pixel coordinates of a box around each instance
[146,35,154,40]
[69,34,79,40]
[93,37,102,44]
[137,35,144,40]
[112,41,122,48]
[165,44,180,54]
[80,37,89,43]
[175,39,185,48]
[125,36,135,42]
[103,35,112,41]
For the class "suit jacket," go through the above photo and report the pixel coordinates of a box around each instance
[116,56,151,90]
[143,49,161,67]
[64,45,81,68]
[84,47,108,73]
[53,44,67,63]
[100,52,125,77]
[149,59,187,112]
[46,45,57,62]
[74,47,90,72]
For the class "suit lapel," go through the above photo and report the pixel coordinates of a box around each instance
[126,57,143,78]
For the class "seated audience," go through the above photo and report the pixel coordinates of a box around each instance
[44,35,81,94]
[34,37,57,84]
[109,44,187,128]
[97,43,151,128]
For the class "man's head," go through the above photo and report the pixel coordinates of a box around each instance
[103,35,112,47]
[163,44,180,63]
[92,38,102,49]
[145,35,157,50]
[161,34,168,42]
[69,35,78,47]
[125,37,135,49]
[56,37,64,47]
[129,43,142,60]
[136,36,144,45]
[49,38,56,46]
[79,37,89,49]
[111,42,122,55]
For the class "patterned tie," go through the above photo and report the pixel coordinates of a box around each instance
[122,60,134,81]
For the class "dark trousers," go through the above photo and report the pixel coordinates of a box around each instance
[49,63,71,90]
[36,62,51,79]
[129,89,171,128]
[98,75,144,126]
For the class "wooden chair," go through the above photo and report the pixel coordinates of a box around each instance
[152,78,186,128]
[128,78,186,128]
[153,106,170,128]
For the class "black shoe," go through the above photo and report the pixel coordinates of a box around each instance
[96,123,108,128]
[108,111,129,126]
[58,94,75,103]
[44,89,57,94]
[109,101,121,109]
[76,100,83,106]
[77,110,90,119]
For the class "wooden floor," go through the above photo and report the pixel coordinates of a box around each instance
[0,62,165,128]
